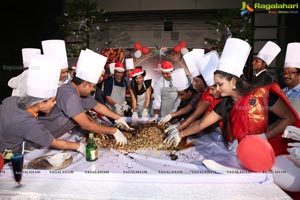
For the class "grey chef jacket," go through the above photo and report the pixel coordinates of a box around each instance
[39,83,98,138]
[0,96,53,153]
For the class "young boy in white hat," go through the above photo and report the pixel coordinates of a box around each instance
[0,54,85,154]
[251,41,281,87]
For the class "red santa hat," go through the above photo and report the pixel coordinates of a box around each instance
[114,62,125,72]
[160,61,174,72]
[72,62,77,69]
[131,67,144,78]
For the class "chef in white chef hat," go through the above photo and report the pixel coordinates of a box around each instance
[42,39,69,85]
[0,53,87,155]
[251,41,281,87]
[37,48,131,146]
[171,67,194,110]
[8,48,42,97]
[282,42,300,115]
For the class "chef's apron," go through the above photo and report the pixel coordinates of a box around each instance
[160,79,179,117]
[288,97,300,118]
[106,78,126,111]
[136,83,147,117]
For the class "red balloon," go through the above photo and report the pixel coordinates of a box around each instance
[141,46,150,54]
[237,135,275,172]
[173,45,181,53]
[179,41,186,48]
[134,42,142,50]
[0,154,4,171]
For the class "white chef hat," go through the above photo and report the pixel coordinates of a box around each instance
[76,49,108,84]
[21,48,41,68]
[125,58,134,70]
[284,42,300,68]
[172,68,190,91]
[217,38,251,77]
[109,63,115,75]
[256,41,281,66]
[26,54,61,98]
[199,51,220,86]
[41,39,69,69]
[183,49,205,78]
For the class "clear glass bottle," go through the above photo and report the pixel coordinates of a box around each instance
[86,132,98,161]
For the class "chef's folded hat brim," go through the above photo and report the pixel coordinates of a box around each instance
[217,38,251,77]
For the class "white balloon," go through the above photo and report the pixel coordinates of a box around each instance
[134,50,142,58]
[181,47,189,55]
[272,155,300,192]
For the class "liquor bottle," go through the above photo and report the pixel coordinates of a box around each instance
[86,132,98,161]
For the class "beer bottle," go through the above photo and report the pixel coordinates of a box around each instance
[86,132,98,161]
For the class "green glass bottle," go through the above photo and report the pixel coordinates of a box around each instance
[86,132,98,161]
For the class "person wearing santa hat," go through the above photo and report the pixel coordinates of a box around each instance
[251,41,281,88]
[151,61,179,121]
[103,61,130,116]
[129,66,152,122]
[7,48,41,97]
[0,54,85,155]
[39,49,131,146]
[164,38,299,160]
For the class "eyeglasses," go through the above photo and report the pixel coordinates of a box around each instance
[283,71,299,76]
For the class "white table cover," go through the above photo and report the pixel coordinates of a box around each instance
[0,130,292,199]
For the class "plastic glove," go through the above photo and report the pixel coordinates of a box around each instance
[120,101,130,112]
[158,114,172,125]
[115,104,123,115]
[141,108,149,118]
[228,139,238,155]
[163,128,181,147]
[283,126,300,141]
[287,142,300,158]
[164,123,180,134]
[149,114,159,122]
[132,112,139,123]
[113,129,127,146]
[257,133,267,140]
[115,117,133,130]
[77,142,86,155]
